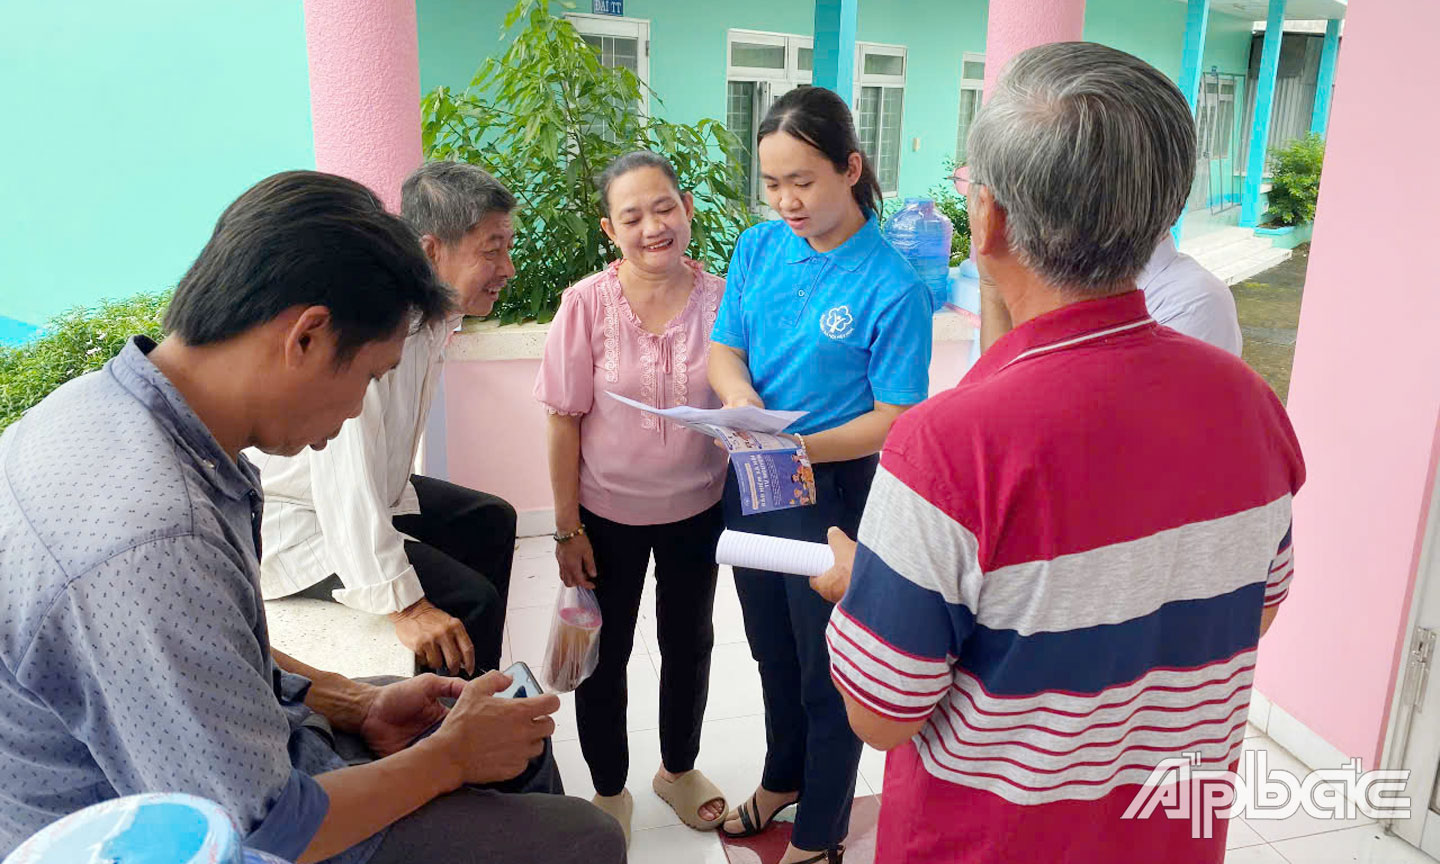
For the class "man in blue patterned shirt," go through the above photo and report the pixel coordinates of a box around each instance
[0,171,624,864]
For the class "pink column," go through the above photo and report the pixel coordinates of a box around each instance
[982,0,1087,100]
[303,0,421,212]
[1253,0,1440,768]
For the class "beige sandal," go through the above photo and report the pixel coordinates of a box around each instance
[591,789,634,847]
[653,770,727,831]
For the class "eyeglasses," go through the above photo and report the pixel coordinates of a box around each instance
[950,165,974,196]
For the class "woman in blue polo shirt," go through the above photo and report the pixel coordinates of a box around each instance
[708,86,932,864]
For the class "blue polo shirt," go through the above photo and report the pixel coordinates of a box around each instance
[712,217,932,436]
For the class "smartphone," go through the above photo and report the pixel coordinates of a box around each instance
[496,661,543,699]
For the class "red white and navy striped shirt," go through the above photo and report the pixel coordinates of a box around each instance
[827,290,1304,864]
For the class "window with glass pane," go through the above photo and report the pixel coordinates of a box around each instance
[962,59,985,80]
[727,81,758,202]
[858,86,903,194]
[731,41,786,69]
[797,47,813,71]
[863,53,904,77]
[878,88,903,191]
[580,34,641,142]
[583,34,639,74]
[955,87,980,162]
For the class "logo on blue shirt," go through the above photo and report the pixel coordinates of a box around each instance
[820,306,855,341]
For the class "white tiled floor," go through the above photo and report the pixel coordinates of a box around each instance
[499,537,1436,864]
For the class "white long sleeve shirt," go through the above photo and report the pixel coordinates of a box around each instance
[1137,234,1243,356]
[247,317,457,615]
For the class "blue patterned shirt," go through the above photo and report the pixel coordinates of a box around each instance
[0,337,381,863]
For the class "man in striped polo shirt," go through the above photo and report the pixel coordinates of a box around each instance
[812,43,1304,863]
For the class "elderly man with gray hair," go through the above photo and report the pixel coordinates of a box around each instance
[252,161,520,680]
[811,43,1304,863]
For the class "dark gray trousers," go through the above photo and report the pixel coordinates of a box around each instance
[334,677,626,864]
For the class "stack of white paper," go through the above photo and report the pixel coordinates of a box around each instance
[605,391,805,436]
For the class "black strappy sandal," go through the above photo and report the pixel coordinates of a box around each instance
[719,792,800,838]
[791,846,845,864]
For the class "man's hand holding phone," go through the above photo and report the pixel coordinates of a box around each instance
[421,668,559,787]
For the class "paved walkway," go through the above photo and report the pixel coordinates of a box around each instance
[1232,243,1308,405]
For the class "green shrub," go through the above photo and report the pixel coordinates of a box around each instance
[930,159,972,265]
[0,292,170,433]
[1263,132,1326,227]
[422,0,756,324]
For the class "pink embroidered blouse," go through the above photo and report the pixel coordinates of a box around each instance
[534,258,728,526]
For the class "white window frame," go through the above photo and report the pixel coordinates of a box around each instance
[567,13,652,115]
[855,41,908,197]
[726,29,813,83]
[956,51,985,164]
[726,29,814,211]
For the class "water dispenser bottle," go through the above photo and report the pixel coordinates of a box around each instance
[883,198,954,313]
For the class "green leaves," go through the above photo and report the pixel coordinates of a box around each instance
[420,0,757,325]
[926,157,972,265]
[0,291,170,433]
[1263,133,1326,228]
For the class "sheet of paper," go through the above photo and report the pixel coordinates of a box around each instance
[604,391,805,435]
[716,530,834,578]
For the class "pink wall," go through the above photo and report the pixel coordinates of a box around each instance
[1253,0,1440,769]
[982,0,1087,100]
[444,340,976,523]
[446,358,552,514]
[303,0,421,211]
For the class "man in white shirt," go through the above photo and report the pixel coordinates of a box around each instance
[1136,232,1243,355]
[252,161,519,677]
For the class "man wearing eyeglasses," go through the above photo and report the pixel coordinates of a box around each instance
[950,166,1241,356]
[815,44,1303,864]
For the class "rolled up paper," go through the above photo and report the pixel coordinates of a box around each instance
[716,529,835,578]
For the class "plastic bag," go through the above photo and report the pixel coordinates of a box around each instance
[541,584,603,693]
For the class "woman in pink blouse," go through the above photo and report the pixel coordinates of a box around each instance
[534,151,729,845]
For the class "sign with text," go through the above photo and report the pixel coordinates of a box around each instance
[592,0,623,14]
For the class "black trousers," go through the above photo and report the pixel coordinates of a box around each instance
[724,455,878,851]
[393,475,517,675]
[574,502,725,797]
[302,475,518,675]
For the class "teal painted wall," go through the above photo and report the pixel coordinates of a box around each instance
[1084,0,1254,80]
[418,0,987,205]
[0,2,315,327]
[420,1,1252,219]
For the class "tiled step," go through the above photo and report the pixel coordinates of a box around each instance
[1182,227,1292,286]
[1211,247,1292,286]
[1181,226,1258,259]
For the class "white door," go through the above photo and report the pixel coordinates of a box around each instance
[1382,472,1440,858]
[567,13,651,114]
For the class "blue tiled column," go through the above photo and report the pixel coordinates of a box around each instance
[813,0,858,105]
[1174,0,1211,240]
[1310,18,1341,136]
[1179,0,1211,109]
[1241,0,1287,228]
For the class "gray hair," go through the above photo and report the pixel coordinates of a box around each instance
[967,42,1196,292]
[401,161,516,244]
